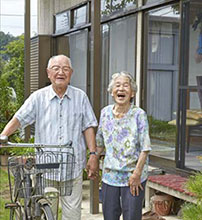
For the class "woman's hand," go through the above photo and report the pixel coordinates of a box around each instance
[128,172,143,196]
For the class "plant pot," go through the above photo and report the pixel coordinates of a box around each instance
[152,194,174,216]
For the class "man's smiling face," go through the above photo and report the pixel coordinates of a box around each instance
[112,75,134,105]
[47,55,73,90]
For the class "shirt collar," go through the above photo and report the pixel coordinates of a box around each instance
[48,85,71,100]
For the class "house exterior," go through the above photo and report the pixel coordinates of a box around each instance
[25,0,202,212]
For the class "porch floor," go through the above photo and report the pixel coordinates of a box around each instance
[150,140,202,171]
[81,179,181,220]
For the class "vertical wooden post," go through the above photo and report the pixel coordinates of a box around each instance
[90,0,101,214]
[24,0,31,140]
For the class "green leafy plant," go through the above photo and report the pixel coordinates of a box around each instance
[9,137,35,156]
[2,35,24,108]
[0,77,18,155]
[182,172,202,220]
[0,167,11,219]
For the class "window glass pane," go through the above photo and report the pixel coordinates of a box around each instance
[145,4,180,160]
[55,11,70,34]
[101,24,110,108]
[112,0,136,12]
[101,0,111,16]
[108,15,136,103]
[144,0,159,5]
[144,0,171,5]
[101,0,137,17]
[69,30,88,92]
[183,0,202,170]
[73,5,87,27]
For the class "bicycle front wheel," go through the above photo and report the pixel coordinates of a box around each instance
[40,204,54,220]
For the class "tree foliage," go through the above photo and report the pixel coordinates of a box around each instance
[1,35,24,108]
[0,34,24,154]
[0,31,18,60]
[0,77,18,156]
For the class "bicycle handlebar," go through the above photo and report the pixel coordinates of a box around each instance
[0,135,72,148]
[0,134,8,143]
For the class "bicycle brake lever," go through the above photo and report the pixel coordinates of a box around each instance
[67,141,72,147]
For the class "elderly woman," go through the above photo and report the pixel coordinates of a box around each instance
[96,71,151,220]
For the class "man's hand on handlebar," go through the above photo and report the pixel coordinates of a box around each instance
[0,134,8,146]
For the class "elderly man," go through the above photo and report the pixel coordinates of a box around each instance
[0,54,99,219]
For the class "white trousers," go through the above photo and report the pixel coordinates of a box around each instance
[51,173,83,220]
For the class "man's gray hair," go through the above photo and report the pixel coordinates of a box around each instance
[107,71,137,94]
[47,55,72,69]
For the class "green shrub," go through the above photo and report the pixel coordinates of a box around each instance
[182,202,202,220]
[182,172,202,220]
[185,172,202,199]
[148,115,176,142]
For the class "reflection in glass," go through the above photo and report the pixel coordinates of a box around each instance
[184,1,202,171]
[144,0,170,5]
[112,0,136,11]
[145,4,180,160]
[101,0,136,17]
[101,0,111,16]
[101,24,110,108]
[55,11,70,34]
[73,5,87,27]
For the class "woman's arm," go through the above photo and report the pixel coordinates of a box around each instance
[128,151,149,196]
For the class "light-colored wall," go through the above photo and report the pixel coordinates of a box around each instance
[38,0,84,34]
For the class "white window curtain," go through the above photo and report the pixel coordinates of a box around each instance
[69,29,88,92]
[108,15,136,103]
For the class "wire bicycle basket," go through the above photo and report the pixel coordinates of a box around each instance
[8,148,75,199]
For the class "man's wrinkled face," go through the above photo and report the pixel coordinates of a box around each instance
[47,56,73,89]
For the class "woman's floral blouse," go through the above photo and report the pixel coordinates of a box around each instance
[96,104,151,186]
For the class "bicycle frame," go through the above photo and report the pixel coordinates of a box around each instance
[1,136,75,220]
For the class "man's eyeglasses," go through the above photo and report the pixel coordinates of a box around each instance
[50,66,72,74]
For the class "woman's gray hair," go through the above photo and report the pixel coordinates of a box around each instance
[47,55,72,69]
[107,71,137,94]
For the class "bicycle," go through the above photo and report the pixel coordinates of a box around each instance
[0,135,75,220]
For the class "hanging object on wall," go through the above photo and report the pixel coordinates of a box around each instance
[193,13,202,63]
[192,13,202,31]
[195,32,202,63]
[197,32,202,55]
